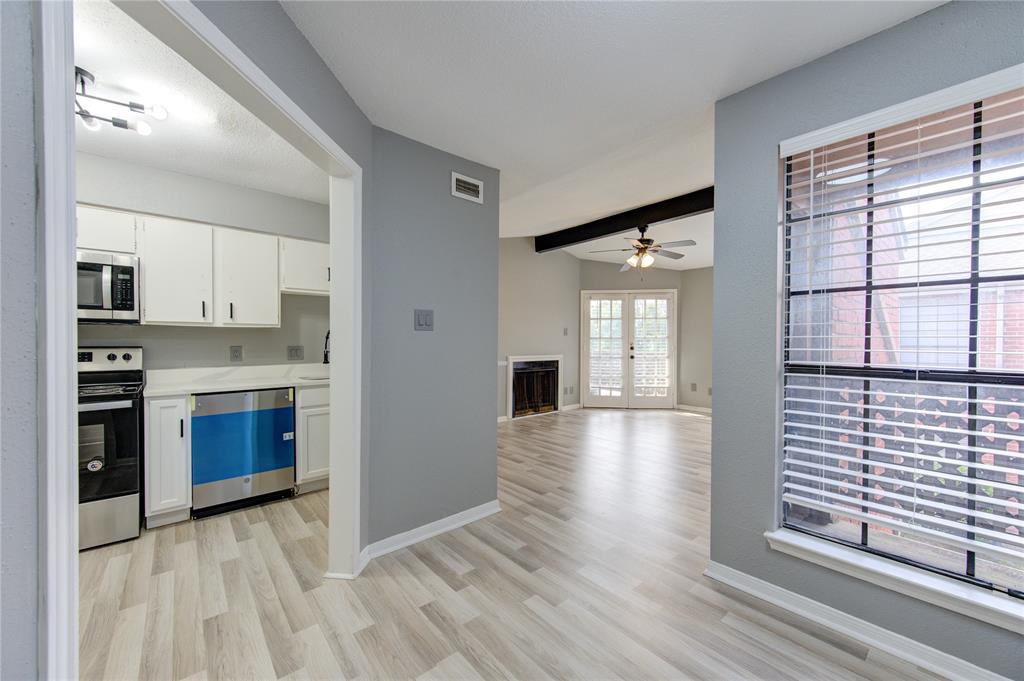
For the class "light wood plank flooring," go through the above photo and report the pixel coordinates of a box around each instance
[80,409,945,680]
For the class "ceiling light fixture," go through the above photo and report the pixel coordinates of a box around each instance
[74,66,166,135]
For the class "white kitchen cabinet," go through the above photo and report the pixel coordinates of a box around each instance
[296,386,330,485]
[280,237,330,295]
[139,217,214,325]
[145,396,192,525]
[76,205,137,253]
[214,228,280,326]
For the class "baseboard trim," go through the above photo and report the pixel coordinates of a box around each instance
[145,507,190,529]
[561,403,581,412]
[366,499,501,562]
[497,415,509,423]
[675,404,712,415]
[703,561,1011,681]
[323,546,370,581]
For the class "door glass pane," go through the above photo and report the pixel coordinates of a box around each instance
[588,297,623,397]
[632,296,671,398]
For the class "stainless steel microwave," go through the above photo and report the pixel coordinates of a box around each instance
[77,250,140,322]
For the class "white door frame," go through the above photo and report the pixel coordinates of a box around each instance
[38,2,365,675]
[580,289,677,409]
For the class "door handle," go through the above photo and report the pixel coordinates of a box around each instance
[180,418,184,438]
[230,302,234,319]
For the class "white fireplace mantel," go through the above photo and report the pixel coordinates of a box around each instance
[506,354,563,421]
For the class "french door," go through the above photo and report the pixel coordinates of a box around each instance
[581,290,675,408]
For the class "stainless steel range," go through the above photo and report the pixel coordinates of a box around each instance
[78,346,144,550]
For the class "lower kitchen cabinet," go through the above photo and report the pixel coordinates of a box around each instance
[144,396,192,526]
[296,386,330,485]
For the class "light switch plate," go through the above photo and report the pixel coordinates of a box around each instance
[230,345,243,362]
[414,309,434,331]
[287,345,304,361]
[691,382,698,392]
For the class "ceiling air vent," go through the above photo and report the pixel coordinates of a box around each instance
[451,172,483,204]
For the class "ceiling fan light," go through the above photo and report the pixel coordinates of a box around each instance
[640,252,655,268]
[626,254,639,268]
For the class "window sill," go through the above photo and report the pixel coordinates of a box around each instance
[764,528,1024,632]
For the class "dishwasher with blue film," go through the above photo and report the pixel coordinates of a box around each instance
[191,387,295,516]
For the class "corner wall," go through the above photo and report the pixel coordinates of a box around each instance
[369,127,500,542]
[712,2,1024,677]
[0,2,39,677]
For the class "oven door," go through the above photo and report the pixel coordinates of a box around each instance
[77,258,113,320]
[78,398,140,504]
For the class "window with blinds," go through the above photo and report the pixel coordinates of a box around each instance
[781,87,1024,596]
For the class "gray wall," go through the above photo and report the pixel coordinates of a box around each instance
[79,295,329,369]
[0,2,39,678]
[580,260,713,407]
[712,2,1024,678]
[498,238,581,417]
[77,152,329,241]
[369,128,499,542]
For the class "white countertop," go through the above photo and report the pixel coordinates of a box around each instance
[145,363,330,398]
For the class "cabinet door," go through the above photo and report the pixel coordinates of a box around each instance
[139,217,213,325]
[297,406,330,483]
[280,237,329,295]
[77,205,137,253]
[214,228,280,326]
[145,397,191,515]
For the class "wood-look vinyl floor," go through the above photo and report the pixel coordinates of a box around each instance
[80,409,945,680]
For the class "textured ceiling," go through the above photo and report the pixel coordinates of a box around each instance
[563,212,714,271]
[283,1,941,236]
[74,0,327,204]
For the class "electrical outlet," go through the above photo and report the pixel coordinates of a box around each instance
[414,309,434,331]
[287,345,304,361]
[691,382,698,392]
[708,387,713,396]
[229,345,243,362]
[563,327,569,336]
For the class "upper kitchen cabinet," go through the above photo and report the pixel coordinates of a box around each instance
[139,217,214,325]
[214,228,280,326]
[279,237,330,296]
[76,205,137,254]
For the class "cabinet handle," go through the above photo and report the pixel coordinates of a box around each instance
[180,418,184,438]
[230,302,234,319]
[327,266,330,282]
[201,300,206,318]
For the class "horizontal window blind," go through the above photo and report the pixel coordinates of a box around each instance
[781,87,1024,596]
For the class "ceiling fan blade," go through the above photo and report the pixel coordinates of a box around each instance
[657,250,685,260]
[624,238,643,248]
[619,262,633,272]
[658,239,696,248]
[589,248,634,253]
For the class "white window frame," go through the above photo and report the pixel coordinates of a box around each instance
[768,64,1024,633]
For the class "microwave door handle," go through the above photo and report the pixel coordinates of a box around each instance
[78,400,133,412]
[101,265,113,310]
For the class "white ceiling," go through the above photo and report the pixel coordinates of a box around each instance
[74,0,327,204]
[282,1,941,237]
[563,212,714,271]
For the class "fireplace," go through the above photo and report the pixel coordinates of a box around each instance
[511,359,559,418]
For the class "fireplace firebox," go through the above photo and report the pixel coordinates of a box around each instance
[511,360,559,418]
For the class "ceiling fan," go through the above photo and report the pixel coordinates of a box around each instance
[589,225,696,272]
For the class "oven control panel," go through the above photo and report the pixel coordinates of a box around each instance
[78,347,143,372]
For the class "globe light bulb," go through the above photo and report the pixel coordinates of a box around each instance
[626,254,639,268]
[640,252,655,268]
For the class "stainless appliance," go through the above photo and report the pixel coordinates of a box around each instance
[191,388,295,516]
[77,249,139,322]
[78,346,143,549]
